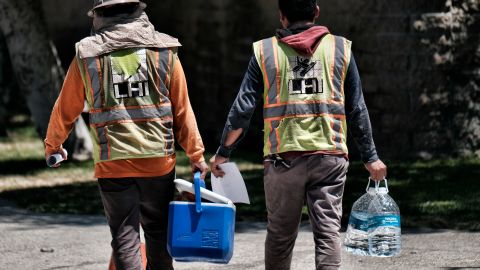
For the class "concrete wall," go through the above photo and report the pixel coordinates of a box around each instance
[37,0,480,159]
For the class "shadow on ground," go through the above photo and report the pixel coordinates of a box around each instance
[0,159,92,176]
[0,159,47,175]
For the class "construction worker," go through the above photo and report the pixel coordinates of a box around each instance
[44,1,208,269]
[210,0,387,269]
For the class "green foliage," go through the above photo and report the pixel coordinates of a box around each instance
[418,201,462,215]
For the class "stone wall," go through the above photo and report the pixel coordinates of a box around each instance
[35,0,479,159]
[413,0,480,158]
[304,0,479,159]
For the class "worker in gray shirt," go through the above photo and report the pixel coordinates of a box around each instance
[210,1,387,269]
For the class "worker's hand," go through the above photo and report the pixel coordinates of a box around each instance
[191,160,209,179]
[364,159,387,181]
[209,154,228,178]
[45,148,68,168]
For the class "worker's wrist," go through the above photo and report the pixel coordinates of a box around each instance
[189,153,205,164]
[362,153,379,164]
[45,145,64,158]
[216,145,234,158]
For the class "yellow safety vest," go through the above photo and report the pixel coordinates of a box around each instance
[253,34,351,156]
[76,47,176,163]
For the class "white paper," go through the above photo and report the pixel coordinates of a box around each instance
[211,162,250,204]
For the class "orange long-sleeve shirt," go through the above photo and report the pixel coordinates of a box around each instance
[45,56,205,179]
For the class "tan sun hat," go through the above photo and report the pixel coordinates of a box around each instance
[87,0,147,17]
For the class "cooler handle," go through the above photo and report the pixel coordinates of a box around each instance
[194,172,205,213]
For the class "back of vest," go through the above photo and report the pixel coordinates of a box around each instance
[253,34,351,156]
[77,48,175,163]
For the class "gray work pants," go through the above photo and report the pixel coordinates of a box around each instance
[264,154,349,270]
[98,170,175,270]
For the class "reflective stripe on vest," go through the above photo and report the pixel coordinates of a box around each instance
[259,38,280,105]
[331,36,348,102]
[77,48,175,163]
[85,57,103,109]
[89,105,173,126]
[96,126,109,161]
[331,117,345,151]
[157,49,171,103]
[254,34,351,156]
[263,102,345,120]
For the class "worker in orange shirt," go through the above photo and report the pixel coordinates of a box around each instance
[44,1,208,269]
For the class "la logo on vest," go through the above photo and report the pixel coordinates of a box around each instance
[111,48,150,99]
[288,56,323,95]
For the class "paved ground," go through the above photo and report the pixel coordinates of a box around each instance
[1,201,479,270]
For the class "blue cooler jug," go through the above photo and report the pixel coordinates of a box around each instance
[167,172,236,263]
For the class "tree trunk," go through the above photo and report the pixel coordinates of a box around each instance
[0,0,92,160]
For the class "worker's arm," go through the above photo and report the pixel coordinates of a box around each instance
[170,55,208,179]
[210,56,263,177]
[344,54,387,180]
[44,58,86,165]
[223,129,244,147]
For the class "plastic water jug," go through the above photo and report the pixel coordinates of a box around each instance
[167,172,236,263]
[344,179,377,256]
[344,178,401,257]
[367,180,401,257]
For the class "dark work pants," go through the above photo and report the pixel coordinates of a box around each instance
[264,155,349,270]
[98,170,175,270]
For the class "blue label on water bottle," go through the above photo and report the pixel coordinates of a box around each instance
[348,214,370,232]
[369,215,401,229]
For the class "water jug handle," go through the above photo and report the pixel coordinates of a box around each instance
[367,177,389,193]
[366,177,374,192]
[372,178,389,193]
[193,172,204,213]
[378,178,388,193]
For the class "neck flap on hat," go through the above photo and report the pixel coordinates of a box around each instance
[77,7,181,59]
